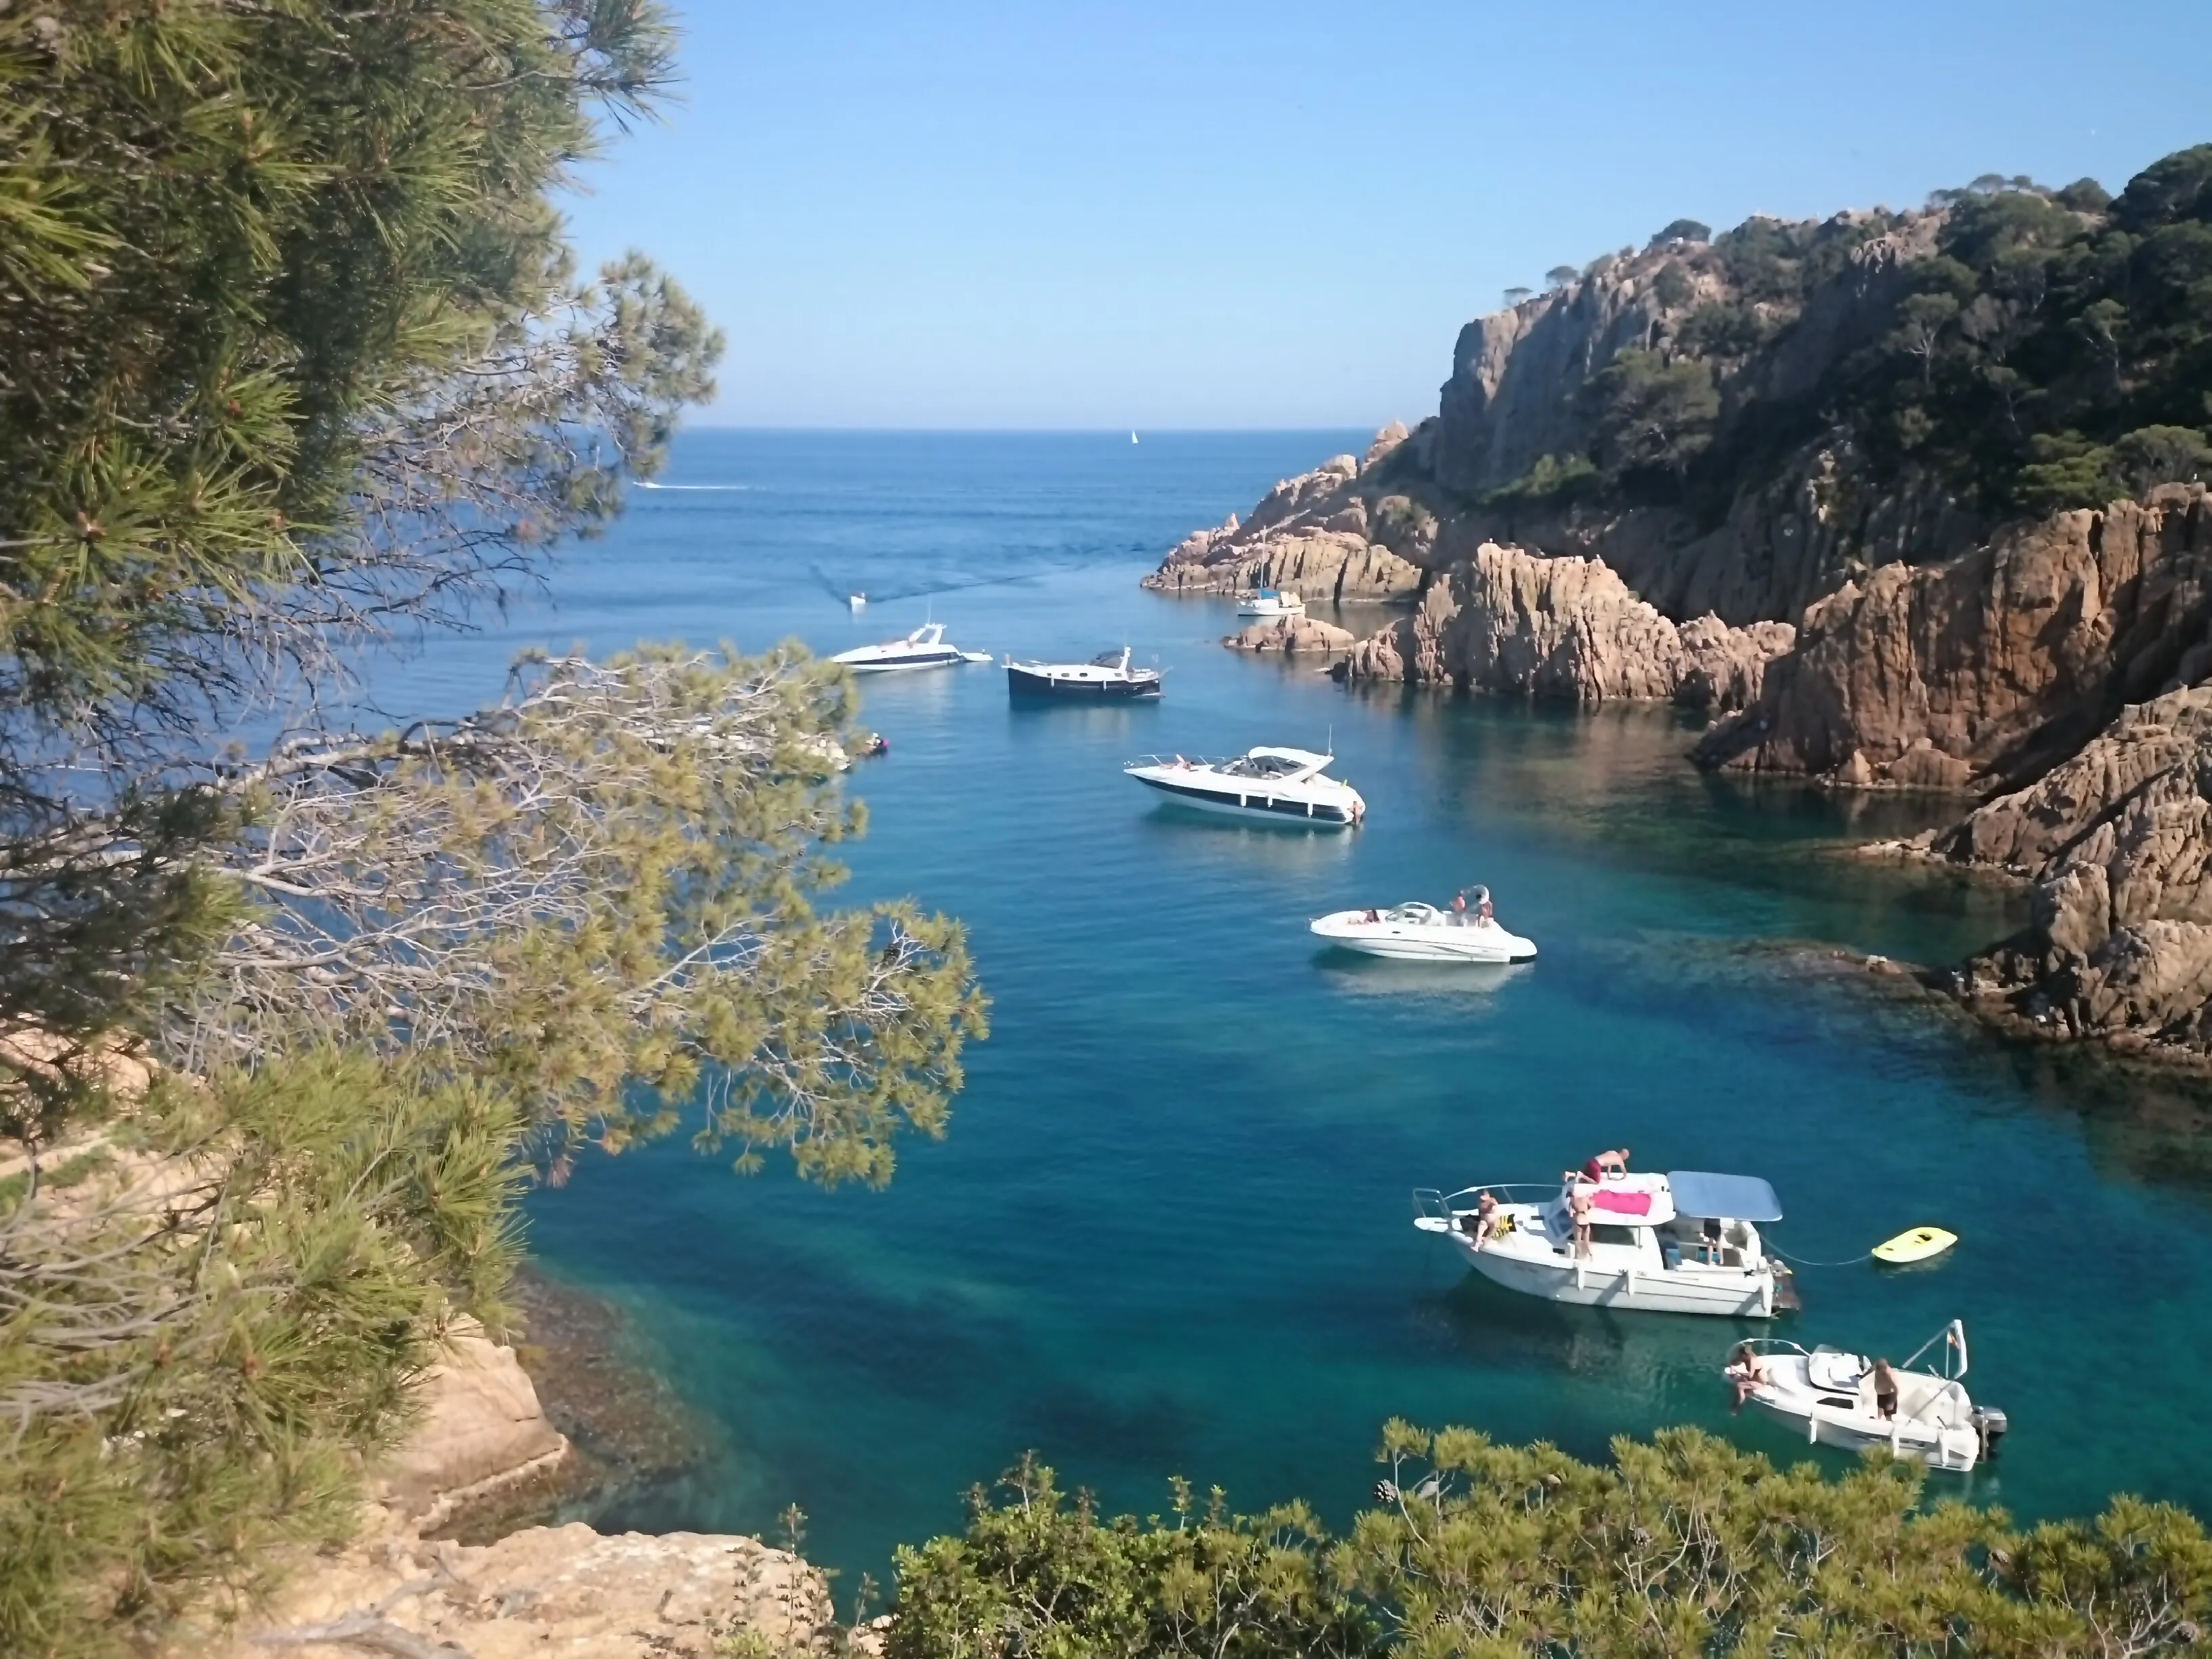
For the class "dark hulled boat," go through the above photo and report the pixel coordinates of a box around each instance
[1005,647,1162,699]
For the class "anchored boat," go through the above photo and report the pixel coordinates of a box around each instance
[1005,647,1162,700]
[1311,899,1535,963]
[1236,588,1305,618]
[1729,1319,2007,1471]
[1124,747,1365,827]
[832,622,991,674]
[1414,1170,1799,1318]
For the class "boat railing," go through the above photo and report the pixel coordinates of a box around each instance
[1414,1183,1561,1222]
[1128,754,1231,771]
[1901,1318,1969,1381]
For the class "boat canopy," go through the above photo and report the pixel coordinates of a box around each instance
[1667,1170,1783,1222]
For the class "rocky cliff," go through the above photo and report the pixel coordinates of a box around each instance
[1145,149,2212,1062]
[1695,487,2212,790]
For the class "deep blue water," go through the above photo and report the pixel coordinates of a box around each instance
[365,430,2212,1593]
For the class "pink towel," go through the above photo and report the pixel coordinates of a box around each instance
[1592,1189,1652,1216]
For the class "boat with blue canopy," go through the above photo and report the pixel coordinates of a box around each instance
[1414,1167,1799,1317]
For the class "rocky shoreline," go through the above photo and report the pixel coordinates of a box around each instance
[1143,190,2212,1063]
[182,1273,848,1659]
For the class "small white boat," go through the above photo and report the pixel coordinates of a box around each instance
[1414,1170,1799,1318]
[1130,430,1140,445]
[1311,899,1535,963]
[1124,747,1365,827]
[832,622,991,674]
[1006,647,1162,700]
[1236,588,1305,618]
[848,592,867,611]
[1730,1320,2007,1471]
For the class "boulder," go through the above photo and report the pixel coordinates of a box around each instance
[1225,616,1355,655]
[374,1324,571,1527]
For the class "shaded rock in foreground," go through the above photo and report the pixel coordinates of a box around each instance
[1928,684,2212,1057]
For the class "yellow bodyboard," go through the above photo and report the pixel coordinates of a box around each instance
[1872,1226,1957,1264]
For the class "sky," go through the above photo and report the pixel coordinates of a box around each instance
[558,0,2212,430]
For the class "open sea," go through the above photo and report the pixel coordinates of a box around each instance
[359,429,2212,1591]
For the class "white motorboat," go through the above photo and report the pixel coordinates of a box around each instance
[1005,647,1163,700]
[1311,899,1535,962]
[1235,588,1305,618]
[1414,1170,1799,1318]
[1124,747,1365,827]
[1729,1320,2008,1471]
[832,622,991,674]
[848,592,866,611]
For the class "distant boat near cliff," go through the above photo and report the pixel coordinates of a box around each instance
[1005,647,1162,700]
[1130,430,1139,444]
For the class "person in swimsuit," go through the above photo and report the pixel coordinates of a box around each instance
[1872,1357,1899,1420]
[1569,1182,1594,1257]
[1725,1343,1769,1407]
[1471,1189,1500,1250]
[1591,1147,1631,1181]
[1450,890,1469,926]
[1474,884,1494,925]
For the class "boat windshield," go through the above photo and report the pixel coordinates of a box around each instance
[1090,651,1128,668]
[1220,754,1310,780]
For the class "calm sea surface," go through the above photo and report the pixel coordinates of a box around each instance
[361,430,2212,1589]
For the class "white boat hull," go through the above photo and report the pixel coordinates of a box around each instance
[1451,1232,1775,1317]
[1744,1396,1979,1468]
[1311,910,1535,963]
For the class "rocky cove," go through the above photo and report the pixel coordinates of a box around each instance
[1153,156,2212,1063]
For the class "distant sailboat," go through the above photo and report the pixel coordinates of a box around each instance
[1130,430,1139,445]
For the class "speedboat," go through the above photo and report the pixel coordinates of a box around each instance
[1236,588,1305,618]
[1311,900,1535,962]
[1729,1320,2007,1470]
[832,622,991,674]
[1124,747,1365,827]
[1413,1170,1799,1318]
[1005,647,1163,700]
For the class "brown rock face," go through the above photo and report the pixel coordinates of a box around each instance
[375,1325,571,1528]
[1931,686,2212,1053]
[1695,487,2212,787]
[1334,542,1791,709]
[1142,432,1427,603]
[1225,615,1356,655]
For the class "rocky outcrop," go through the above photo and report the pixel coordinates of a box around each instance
[1225,615,1355,655]
[375,1324,571,1528]
[1334,542,1791,710]
[1695,487,2212,788]
[178,1321,838,1658]
[1920,686,2212,1055]
[199,1514,838,1659]
[1143,441,1426,603]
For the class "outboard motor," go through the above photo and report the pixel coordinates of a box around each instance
[1971,1406,2009,1460]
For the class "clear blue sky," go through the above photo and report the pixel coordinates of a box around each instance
[559,0,2211,430]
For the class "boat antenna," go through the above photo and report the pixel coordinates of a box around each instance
[1326,722,1334,759]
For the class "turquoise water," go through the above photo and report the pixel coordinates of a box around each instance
[369,431,2212,1589]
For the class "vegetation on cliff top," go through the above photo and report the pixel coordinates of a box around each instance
[1509,147,2212,527]
[890,1425,2212,1658]
[0,3,981,1652]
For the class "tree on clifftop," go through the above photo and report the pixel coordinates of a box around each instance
[0,3,983,1652]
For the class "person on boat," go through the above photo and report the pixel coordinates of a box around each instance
[1725,1343,1769,1407]
[1586,1147,1631,1182]
[1473,884,1494,926]
[1568,1182,1594,1257]
[1872,1357,1899,1420]
[1361,907,1380,923]
[1450,890,1469,924]
[1471,1189,1500,1250]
